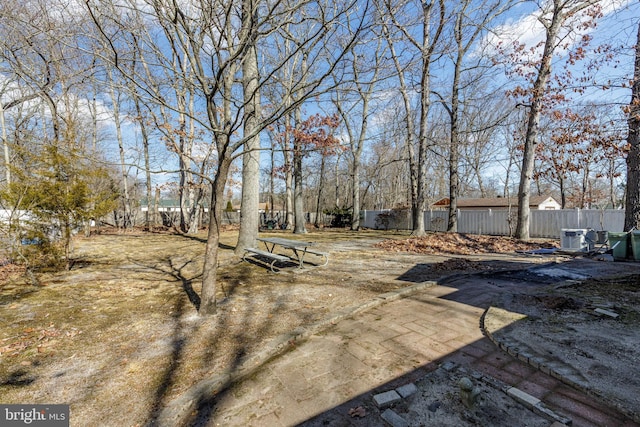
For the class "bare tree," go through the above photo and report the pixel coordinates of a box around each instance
[624,21,640,231]
[436,0,514,232]
[380,18,418,214]
[235,0,261,253]
[128,76,154,230]
[380,0,446,236]
[293,54,310,234]
[333,35,386,231]
[86,0,365,314]
[511,0,601,240]
[104,67,133,228]
[459,95,510,198]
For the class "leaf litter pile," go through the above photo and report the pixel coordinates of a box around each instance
[376,232,556,255]
[375,233,558,274]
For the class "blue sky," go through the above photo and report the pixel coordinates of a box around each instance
[5,0,636,197]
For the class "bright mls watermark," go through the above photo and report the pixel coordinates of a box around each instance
[1,405,69,426]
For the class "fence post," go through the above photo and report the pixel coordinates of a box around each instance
[576,208,581,229]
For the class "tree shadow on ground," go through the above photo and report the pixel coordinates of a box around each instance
[137,254,305,426]
[167,258,202,310]
[296,261,639,427]
[176,232,235,251]
[0,369,36,387]
[396,259,547,285]
[296,259,640,426]
[183,280,309,426]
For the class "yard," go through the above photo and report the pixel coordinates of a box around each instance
[1,228,628,426]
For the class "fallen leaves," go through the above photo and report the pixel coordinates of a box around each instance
[348,406,367,418]
[0,325,81,357]
[0,262,26,282]
[0,339,30,356]
[375,232,556,255]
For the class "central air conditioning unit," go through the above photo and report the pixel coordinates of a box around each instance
[560,229,590,251]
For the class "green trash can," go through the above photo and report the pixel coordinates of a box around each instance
[631,231,640,261]
[608,232,628,260]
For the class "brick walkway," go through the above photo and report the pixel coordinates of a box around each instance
[191,277,638,427]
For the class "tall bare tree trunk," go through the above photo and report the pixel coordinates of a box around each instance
[334,153,341,207]
[351,159,361,230]
[284,122,294,229]
[413,1,443,236]
[447,39,461,232]
[176,89,192,233]
[383,0,445,236]
[130,79,153,230]
[293,108,307,234]
[384,23,417,229]
[624,21,640,231]
[199,41,239,314]
[106,68,132,229]
[315,154,326,228]
[200,156,232,315]
[346,40,382,231]
[516,0,597,239]
[1,102,10,186]
[269,136,276,221]
[236,0,261,253]
[515,15,561,240]
[154,186,160,228]
[279,30,295,231]
[608,157,617,208]
[293,54,308,234]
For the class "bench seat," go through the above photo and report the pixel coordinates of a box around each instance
[243,248,290,272]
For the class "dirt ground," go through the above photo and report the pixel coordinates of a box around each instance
[0,228,638,426]
[383,364,551,427]
[488,272,640,422]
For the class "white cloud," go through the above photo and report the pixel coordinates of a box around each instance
[482,0,634,57]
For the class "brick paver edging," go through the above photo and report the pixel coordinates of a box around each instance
[152,280,438,426]
[480,306,640,424]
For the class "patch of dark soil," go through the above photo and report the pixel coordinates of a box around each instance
[517,294,584,310]
[562,274,640,298]
[429,258,500,274]
[400,258,545,284]
[483,269,558,283]
[1,369,36,387]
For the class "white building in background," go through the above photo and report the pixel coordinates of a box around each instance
[431,195,561,211]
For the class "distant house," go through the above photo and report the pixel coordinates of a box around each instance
[228,203,272,213]
[431,195,561,211]
[140,199,209,213]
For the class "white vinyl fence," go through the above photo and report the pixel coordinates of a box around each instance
[362,209,626,238]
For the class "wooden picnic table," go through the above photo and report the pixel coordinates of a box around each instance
[242,237,328,272]
[256,237,328,268]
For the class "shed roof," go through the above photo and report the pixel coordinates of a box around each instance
[432,196,556,208]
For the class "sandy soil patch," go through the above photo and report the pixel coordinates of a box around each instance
[490,274,640,421]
